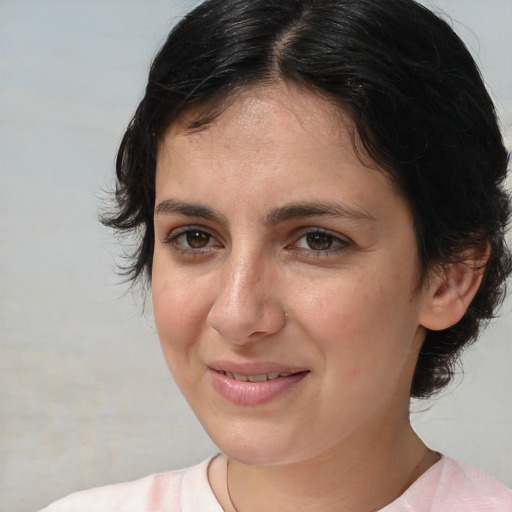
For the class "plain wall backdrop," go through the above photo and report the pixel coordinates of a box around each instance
[1,1,511,511]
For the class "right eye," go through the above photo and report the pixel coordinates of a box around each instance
[164,226,220,253]
[174,229,213,248]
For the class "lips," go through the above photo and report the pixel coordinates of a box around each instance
[208,362,309,405]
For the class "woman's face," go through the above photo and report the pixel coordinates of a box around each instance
[152,83,431,465]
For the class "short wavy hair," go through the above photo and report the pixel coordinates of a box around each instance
[103,0,511,398]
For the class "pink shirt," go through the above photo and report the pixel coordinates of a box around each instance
[40,455,512,511]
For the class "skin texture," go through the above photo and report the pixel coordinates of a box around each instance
[151,82,482,512]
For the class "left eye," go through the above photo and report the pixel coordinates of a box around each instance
[295,231,346,251]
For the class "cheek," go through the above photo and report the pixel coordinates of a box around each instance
[301,280,419,421]
[152,259,212,364]
[294,274,386,334]
[295,272,417,365]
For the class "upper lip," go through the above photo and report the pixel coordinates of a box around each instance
[208,360,309,376]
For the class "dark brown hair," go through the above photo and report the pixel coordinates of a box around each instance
[103,0,511,398]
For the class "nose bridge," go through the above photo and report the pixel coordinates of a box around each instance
[207,242,285,343]
[228,245,264,304]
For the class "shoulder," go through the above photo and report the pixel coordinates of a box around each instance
[432,457,512,511]
[386,455,512,512]
[38,457,222,512]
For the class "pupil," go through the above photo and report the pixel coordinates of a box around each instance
[306,233,332,250]
[186,231,210,248]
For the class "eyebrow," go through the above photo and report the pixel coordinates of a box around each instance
[154,199,228,224]
[266,201,375,225]
[155,198,374,225]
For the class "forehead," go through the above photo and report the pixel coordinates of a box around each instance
[159,82,377,174]
[155,82,400,212]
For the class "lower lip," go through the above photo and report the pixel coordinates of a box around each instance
[209,370,308,406]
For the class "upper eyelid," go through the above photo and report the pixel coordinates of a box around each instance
[291,226,351,243]
[162,225,218,247]
[164,224,216,238]
[163,226,222,253]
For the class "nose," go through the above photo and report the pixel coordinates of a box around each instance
[206,249,287,345]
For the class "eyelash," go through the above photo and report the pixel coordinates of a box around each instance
[289,228,350,257]
[163,225,220,255]
[162,226,350,258]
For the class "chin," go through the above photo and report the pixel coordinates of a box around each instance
[211,428,320,467]
[204,424,295,466]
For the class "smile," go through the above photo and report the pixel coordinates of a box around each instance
[209,367,309,406]
[221,371,296,382]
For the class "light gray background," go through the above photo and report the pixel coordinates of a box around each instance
[1,1,511,511]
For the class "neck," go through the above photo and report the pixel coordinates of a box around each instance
[211,420,438,512]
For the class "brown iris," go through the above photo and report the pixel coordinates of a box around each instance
[305,232,335,250]
[186,230,211,248]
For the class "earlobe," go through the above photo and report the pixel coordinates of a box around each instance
[419,245,488,331]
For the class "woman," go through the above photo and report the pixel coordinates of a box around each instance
[42,0,511,510]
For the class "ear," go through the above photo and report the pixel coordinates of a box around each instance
[419,244,489,331]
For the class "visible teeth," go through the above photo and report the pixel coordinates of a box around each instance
[224,371,297,381]
[248,374,268,382]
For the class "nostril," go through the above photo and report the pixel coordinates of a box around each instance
[206,263,286,343]
[207,302,287,345]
